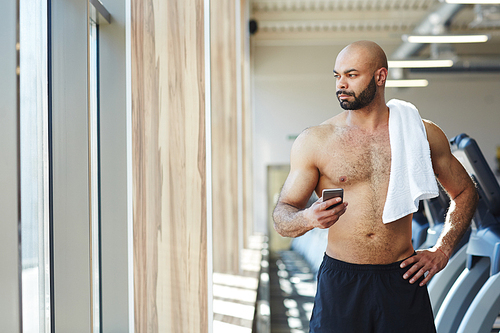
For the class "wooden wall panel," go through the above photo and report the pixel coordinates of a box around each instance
[211,0,240,274]
[131,0,207,332]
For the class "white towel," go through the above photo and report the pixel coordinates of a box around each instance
[382,99,439,223]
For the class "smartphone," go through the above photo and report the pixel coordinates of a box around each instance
[322,188,344,210]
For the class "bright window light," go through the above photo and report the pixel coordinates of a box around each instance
[388,59,454,68]
[444,0,500,3]
[288,317,303,329]
[386,79,429,88]
[20,0,51,331]
[213,321,252,333]
[404,34,489,43]
[213,299,255,320]
[213,272,259,289]
[260,303,270,316]
[212,284,257,303]
[88,6,102,332]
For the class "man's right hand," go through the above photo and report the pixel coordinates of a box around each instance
[304,197,348,229]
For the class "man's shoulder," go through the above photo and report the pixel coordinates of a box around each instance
[422,119,444,141]
[421,119,450,154]
[291,122,343,162]
[301,114,345,138]
[297,122,343,144]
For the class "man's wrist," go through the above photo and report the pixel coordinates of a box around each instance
[300,209,314,231]
[435,246,450,260]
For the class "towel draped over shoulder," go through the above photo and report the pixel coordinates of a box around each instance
[382,99,439,224]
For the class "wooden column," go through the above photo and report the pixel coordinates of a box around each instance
[131,0,208,332]
[211,0,240,273]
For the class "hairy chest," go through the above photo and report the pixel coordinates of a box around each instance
[318,130,391,187]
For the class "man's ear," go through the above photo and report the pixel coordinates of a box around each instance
[376,68,388,86]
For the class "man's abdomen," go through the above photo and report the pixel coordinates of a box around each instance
[326,212,414,265]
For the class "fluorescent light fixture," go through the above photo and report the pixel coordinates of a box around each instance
[404,34,489,43]
[386,79,429,88]
[388,59,454,68]
[444,0,500,3]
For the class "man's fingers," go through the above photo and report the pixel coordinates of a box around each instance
[400,255,417,269]
[316,202,348,229]
[409,267,427,284]
[419,271,434,287]
[402,262,420,280]
[401,250,446,286]
[401,254,428,283]
[321,197,343,211]
[318,202,347,218]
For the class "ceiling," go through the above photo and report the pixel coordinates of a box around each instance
[250,0,500,71]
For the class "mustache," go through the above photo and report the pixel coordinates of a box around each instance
[336,90,355,98]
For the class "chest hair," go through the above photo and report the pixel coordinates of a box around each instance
[325,127,391,187]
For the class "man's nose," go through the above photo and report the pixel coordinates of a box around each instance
[336,77,347,90]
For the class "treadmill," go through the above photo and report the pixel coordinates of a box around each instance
[452,134,500,333]
[434,134,500,333]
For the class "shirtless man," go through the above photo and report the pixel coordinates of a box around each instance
[272,41,478,332]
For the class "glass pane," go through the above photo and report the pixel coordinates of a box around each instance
[89,4,102,332]
[19,0,50,331]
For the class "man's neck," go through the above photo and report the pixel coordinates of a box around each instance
[344,98,389,132]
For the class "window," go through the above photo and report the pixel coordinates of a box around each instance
[19,0,51,331]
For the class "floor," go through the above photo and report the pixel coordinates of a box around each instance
[269,250,316,333]
[213,235,266,333]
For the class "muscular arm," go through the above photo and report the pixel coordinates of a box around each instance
[402,120,478,285]
[428,121,478,250]
[273,202,312,238]
[273,129,347,238]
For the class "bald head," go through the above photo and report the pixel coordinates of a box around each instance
[333,41,389,110]
[338,41,388,73]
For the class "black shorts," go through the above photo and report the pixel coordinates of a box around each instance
[309,253,436,333]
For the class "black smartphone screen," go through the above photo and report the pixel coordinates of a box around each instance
[322,188,344,210]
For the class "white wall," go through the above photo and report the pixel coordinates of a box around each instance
[252,44,500,234]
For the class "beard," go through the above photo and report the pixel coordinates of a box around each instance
[337,76,377,110]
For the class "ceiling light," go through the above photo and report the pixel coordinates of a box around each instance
[388,59,454,68]
[443,0,500,4]
[386,79,429,88]
[404,34,489,43]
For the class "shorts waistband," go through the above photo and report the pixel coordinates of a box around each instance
[321,252,415,273]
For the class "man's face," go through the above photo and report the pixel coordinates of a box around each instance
[336,75,377,110]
